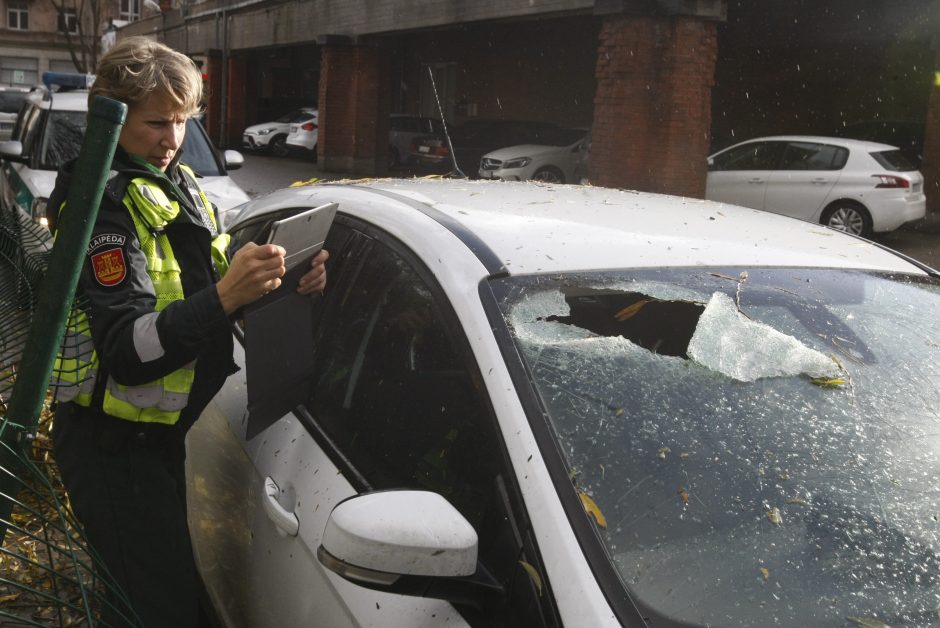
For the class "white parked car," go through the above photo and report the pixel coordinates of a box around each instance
[242,107,316,157]
[0,77,250,230]
[188,178,940,628]
[478,128,588,184]
[706,135,926,237]
[285,110,319,155]
[0,85,30,141]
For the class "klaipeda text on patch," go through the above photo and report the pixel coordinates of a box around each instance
[87,233,127,254]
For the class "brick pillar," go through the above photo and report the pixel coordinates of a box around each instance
[225,56,248,149]
[204,50,222,145]
[318,41,391,175]
[590,15,718,198]
[922,53,940,215]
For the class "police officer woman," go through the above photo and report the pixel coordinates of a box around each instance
[50,37,328,627]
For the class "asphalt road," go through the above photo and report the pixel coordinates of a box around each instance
[229,152,940,270]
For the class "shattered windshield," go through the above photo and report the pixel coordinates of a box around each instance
[39,110,86,170]
[493,267,940,627]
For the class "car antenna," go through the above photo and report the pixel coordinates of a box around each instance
[427,66,466,179]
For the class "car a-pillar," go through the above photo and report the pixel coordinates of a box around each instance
[589,1,725,199]
[317,34,393,177]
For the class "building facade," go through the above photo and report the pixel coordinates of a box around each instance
[0,0,155,84]
[90,1,940,208]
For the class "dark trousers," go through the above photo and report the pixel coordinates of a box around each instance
[52,402,200,628]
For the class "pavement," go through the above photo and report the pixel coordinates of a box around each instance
[872,213,940,269]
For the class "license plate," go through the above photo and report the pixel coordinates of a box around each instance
[418,146,430,153]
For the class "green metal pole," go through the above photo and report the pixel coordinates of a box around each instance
[0,96,127,541]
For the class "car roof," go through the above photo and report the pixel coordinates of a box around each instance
[233,179,925,276]
[34,90,89,112]
[714,134,898,154]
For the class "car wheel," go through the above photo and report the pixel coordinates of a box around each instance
[268,135,289,157]
[820,202,872,238]
[532,166,565,184]
[388,146,400,169]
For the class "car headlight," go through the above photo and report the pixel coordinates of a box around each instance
[502,157,531,169]
[31,197,49,228]
[257,128,274,135]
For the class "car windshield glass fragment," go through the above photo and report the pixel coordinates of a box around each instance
[491,267,940,627]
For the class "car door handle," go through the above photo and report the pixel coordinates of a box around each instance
[811,178,830,184]
[748,178,764,184]
[263,476,299,537]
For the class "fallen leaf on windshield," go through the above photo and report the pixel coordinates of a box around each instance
[767,507,783,526]
[578,491,607,528]
[658,447,671,459]
[677,487,689,504]
[847,617,891,628]
[518,560,544,596]
[786,496,808,506]
[759,567,769,581]
[679,452,689,460]
[811,377,846,387]
[614,299,652,322]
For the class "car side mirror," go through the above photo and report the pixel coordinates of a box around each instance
[0,140,25,162]
[224,149,244,171]
[318,490,505,607]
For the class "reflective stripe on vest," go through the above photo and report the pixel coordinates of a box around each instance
[53,173,230,425]
[51,308,98,405]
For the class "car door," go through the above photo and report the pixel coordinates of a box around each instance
[763,140,846,221]
[705,140,785,210]
[190,210,556,627]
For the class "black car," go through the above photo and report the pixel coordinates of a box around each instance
[410,119,560,177]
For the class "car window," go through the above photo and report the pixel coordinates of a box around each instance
[38,110,85,169]
[180,119,223,177]
[709,141,785,171]
[870,149,917,172]
[0,90,28,114]
[779,141,847,171]
[492,267,940,627]
[303,221,554,625]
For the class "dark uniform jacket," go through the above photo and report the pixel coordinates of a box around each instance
[49,146,237,435]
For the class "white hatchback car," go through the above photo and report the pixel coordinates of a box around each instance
[188,178,940,628]
[0,80,250,230]
[478,128,588,184]
[285,110,319,155]
[242,107,316,157]
[706,135,926,237]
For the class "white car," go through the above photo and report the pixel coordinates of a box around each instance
[478,128,588,184]
[188,178,940,628]
[706,135,926,237]
[0,86,30,141]
[242,107,316,157]
[285,110,319,155]
[0,77,250,230]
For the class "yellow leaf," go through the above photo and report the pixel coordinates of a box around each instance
[578,491,607,528]
[518,560,543,596]
[677,487,690,504]
[767,507,783,526]
[614,299,652,322]
[658,447,670,459]
[760,567,770,581]
[0,593,20,604]
[811,377,846,387]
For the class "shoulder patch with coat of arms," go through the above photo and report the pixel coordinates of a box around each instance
[88,233,128,287]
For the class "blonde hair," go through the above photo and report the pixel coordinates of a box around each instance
[90,36,203,115]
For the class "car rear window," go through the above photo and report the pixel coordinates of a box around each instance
[870,149,917,172]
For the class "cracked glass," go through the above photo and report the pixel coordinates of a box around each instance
[493,267,940,627]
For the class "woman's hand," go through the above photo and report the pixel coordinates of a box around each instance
[216,242,286,314]
[297,249,329,295]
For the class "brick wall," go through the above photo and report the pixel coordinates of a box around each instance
[590,15,718,198]
[318,43,391,174]
[923,51,940,215]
